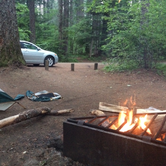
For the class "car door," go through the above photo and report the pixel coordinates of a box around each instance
[21,42,44,64]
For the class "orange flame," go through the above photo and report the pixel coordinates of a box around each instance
[138,115,152,135]
[113,97,152,135]
[117,109,152,134]
[118,110,136,132]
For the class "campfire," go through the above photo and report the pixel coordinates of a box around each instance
[63,99,166,166]
[115,110,152,135]
[86,98,166,142]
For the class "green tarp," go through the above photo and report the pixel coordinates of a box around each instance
[0,89,24,111]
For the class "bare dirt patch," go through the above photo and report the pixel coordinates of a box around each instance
[0,63,166,165]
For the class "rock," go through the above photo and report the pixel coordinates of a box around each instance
[47,137,63,151]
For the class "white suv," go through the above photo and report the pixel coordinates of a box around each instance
[20,40,58,67]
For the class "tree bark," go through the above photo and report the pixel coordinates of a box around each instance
[27,0,36,43]
[69,0,73,26]
[0,0,25,67]
[58,0,63,52]
[63,0,69,57]
[140,0,150,69]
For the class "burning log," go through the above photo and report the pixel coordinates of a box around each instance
[0,108,74,129]
[99,102,166,139]
[99,102,166,114]
[146,114,166,138]
[99,102,128,113]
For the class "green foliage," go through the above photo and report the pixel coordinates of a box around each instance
[61,55,78,62]
[16,2,60,58]
[16,3,30,41]
[15,0,166,66]
[0,62,8,67]
[103,58,139,72]
[91,0,166,70]
[68,18,92,55]
[155,63,166,76]
[35,7,61,55]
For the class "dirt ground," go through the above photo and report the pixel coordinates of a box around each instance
[0,63,166,166]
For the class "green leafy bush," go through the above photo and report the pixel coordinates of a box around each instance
[103,58,139,72]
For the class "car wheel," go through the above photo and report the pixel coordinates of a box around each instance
[44,56,54,67]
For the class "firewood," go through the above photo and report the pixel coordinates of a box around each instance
[99,102,128,113]
[99,102,166,138]
[0,108,74,129]
[99,102,166,114]
[90,109,106,116]
[89,109,111,127]
[136,109,166,114]
[146,114,166,137]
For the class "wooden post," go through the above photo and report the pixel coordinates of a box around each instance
[71,63,74,71]
[94,63,98,70]
[45,60,49,70]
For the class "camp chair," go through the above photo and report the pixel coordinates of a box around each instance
[0,89,25,111]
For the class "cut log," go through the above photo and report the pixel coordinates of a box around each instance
[146,114,166,138]
[99,102,166,114]
[0,107,74,129]
[136,109,166,114]
[99,102,128,113]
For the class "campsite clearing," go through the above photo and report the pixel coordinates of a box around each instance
[0,63,166,165]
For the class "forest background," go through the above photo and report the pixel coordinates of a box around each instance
[16,0,166,73]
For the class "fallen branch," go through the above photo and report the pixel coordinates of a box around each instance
[0,107,51,129]
[48,108,74,115]
[0,107,74,129]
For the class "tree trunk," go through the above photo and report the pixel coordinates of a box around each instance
[58,0,63,53]
[141,0,150,69]
[0,0,25,67]
[75,0,84,22]
[27,0,36,43]
[63,0,69,57]
[69,0,73,26]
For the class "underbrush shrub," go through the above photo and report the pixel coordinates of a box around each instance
[155,63,166,76]
[103,58,139,72]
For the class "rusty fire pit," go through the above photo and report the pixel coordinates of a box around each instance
[63,114,166,166]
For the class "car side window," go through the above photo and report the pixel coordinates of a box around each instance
[20,42,24,48]
[21,42,37,50]
[29,44,37,50]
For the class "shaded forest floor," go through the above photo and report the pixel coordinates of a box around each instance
[0,63,166,166]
